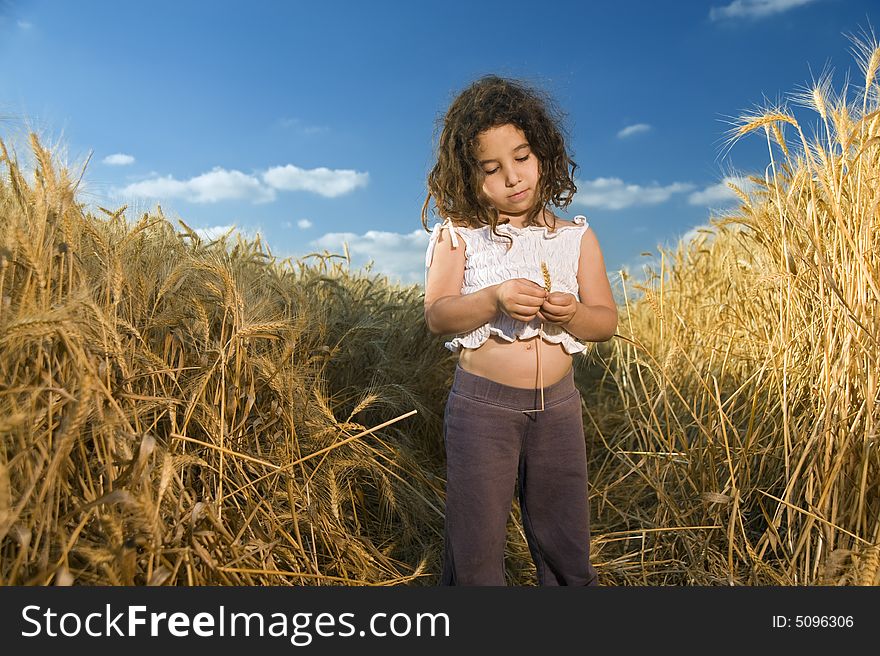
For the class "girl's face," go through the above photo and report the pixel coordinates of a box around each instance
[475,123,540,220]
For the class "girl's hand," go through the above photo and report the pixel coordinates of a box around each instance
[495,279,548,322]
[538,292,578,325]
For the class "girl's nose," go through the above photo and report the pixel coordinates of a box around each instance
[505,170,521,186]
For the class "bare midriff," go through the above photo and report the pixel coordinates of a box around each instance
[457,333,574,389]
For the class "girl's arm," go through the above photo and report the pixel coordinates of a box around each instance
[424,228,547,335]
[539,227,618,342]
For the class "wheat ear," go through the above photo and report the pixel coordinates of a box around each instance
[522,261,552,414]
[537,261,552,410]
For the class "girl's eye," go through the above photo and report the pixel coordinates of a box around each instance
[483,156,528,175]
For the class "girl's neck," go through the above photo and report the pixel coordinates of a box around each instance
[500,207,553,229]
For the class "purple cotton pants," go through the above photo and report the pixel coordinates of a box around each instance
[441,363,599,586]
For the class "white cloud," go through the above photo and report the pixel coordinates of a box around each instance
[120,167,276,204]
[709,0,819,21]
[195,225,237,241]
[18,20,33,30]
[297,219,313,229]
[617,123,652,139]
[574,177,694,210]
[677,224,716,245]
[117,161,369,205]
[263,165,368,198]
[309,229,430,285]
[103,153,135,166]
[688,176,757,206]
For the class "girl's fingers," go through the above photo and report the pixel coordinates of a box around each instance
[542,299,573,314]
[538,302,573,323]
[513,283,548,298]
[518,278,548,292]
[507,304,540,322]
[510,306,538,318]
[515,294,546,307]
[547,291,575,304]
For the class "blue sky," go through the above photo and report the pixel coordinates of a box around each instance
[1,0,877,297]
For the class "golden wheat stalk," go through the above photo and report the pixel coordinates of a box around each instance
[523,261,552,414]
[540,263,551,406]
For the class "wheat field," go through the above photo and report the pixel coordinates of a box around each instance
[1,38,878,586]
[595,35,880,585]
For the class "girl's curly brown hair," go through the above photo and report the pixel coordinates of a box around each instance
[421,75,578,246]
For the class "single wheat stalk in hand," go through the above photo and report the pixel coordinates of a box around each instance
[536,261,552,411]
[523,261,552,414]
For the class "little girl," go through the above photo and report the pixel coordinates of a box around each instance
[422,75,618,586]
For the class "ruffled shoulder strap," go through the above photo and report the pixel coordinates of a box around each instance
[425,217,462,269]
[573,215,589,228]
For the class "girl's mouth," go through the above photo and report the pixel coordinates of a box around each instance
[509,188,529,201]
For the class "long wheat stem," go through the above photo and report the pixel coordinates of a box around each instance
[532,260,552,413]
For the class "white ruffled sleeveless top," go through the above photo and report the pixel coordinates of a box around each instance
[424,215,590,354]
